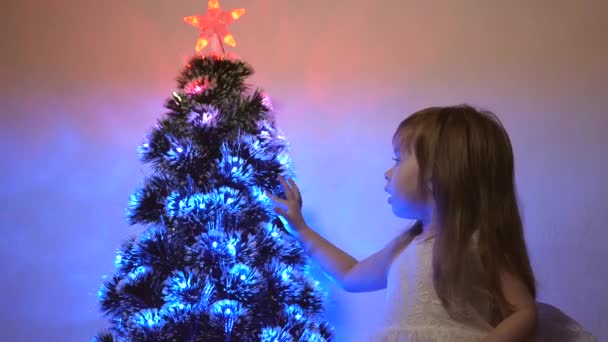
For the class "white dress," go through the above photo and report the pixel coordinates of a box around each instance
[368,236,598,342]
[369,236,492,342]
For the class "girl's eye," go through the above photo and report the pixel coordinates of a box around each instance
[392,157,401,163]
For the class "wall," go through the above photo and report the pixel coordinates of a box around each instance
[1,0,606,340]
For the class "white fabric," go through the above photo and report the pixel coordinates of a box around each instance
[367,237,597,342]
[368,236,490,341]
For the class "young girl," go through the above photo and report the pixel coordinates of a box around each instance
[268,105,538,341]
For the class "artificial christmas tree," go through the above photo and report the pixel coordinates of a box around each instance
[94,1,332,341]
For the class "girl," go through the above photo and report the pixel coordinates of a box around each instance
[268,105,538,341]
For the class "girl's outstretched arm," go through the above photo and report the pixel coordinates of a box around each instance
[293,222,407,292]
[483,271,538,342]
[268,176,407,292]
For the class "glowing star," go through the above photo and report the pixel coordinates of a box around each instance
[184,0,245,54]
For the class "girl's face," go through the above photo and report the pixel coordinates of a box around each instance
[384,140,432,221]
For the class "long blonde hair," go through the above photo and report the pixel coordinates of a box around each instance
[395,104,536,326]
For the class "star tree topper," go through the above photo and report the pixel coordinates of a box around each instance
[184,0,246,54]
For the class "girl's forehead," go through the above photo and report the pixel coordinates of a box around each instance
[393,127,416,152]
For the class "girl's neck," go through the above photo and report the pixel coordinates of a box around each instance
[416,219,438,241]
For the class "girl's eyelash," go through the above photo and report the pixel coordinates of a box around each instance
[392,157,400,162]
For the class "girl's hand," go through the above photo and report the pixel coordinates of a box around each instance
[267,176,307,232]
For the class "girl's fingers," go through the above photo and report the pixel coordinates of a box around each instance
[266,192,288,207]
[288,178,302,204]
[273,206,288,218]
[279,176,293,199]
